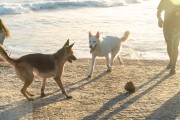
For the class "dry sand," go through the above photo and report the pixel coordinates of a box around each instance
[0,59,179,120]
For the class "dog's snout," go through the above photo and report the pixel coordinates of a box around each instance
[70,55,77,61]
[89,45,92,48]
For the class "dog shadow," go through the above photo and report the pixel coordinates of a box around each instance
[0,70,110,120]
[68,70,110,91]
[82,68,172,120]
[0,99,33,120]
[44,70,110,96]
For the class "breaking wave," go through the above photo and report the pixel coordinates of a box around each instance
[0,0,145,15]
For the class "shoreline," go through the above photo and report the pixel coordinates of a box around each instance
[0,58,179,120]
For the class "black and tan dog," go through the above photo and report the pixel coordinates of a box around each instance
[0,40,77,101]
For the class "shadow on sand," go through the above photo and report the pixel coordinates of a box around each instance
[82,68,173,120]
[145,92,180,120]
[0,70,109,120]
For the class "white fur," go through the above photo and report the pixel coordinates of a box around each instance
[88,31,130,77]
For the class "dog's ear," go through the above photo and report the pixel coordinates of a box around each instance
[63,39,69,47]
[96,32,99,39]
[66,43,74,52]
[89,31,92,39]
[68,43,74,49]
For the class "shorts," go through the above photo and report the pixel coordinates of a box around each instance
[163,10,180,43]
[0,31,6,45]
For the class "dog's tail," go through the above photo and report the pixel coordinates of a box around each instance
[121,31,130,43]
[0,45,16,65]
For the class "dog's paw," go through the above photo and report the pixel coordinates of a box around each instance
[87,75,91,78]
[26,92,35,97]
[28,98,34,101]
[107,67,112,72]
[66,95,72,99]
[29,94,35,97]
[87,74,92,78]
[120,63,124,65]
[41,93,46,97]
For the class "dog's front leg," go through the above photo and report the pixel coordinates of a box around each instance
[54,76,72,99]
[41,78,46,97]
[105,55,112,72]
[88,54,96,78]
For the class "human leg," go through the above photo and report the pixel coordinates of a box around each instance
[166,40,173,69]
[163,15,174,69]
[170,36,180,74]
[163,27,173,69]
[0,31,6,45]
[168,11,180,74]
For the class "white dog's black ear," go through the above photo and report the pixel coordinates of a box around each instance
[96,32,100,39]
[89,31,92,38]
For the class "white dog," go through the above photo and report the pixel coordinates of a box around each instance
[88,31,130,77]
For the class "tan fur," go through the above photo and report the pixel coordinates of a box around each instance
[0,40,77,101]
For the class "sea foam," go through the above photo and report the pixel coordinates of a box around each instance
[0,0,145,15]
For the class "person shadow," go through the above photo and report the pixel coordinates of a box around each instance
[82,68,172,120]
[0,70,109,120]
[145,92,180,120]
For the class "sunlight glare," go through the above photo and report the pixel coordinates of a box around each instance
[151,0,160,6]
[170,0,180,5]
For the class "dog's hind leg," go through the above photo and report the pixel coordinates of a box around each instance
[105,55,112,72]
[21,79,34,101]
[16,65,34,101]
[54,76,72,99]
[41,78,46,97]
[111,46,123,66]
[117,55,123,65]
[110,47,121,66]
[110,52,117,66]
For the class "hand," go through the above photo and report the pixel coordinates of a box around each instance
[158,20,163,28]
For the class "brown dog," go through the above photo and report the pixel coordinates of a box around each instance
[0,40,77,101]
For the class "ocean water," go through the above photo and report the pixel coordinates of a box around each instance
[0,0,170,60]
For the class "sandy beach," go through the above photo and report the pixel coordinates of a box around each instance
[0,58,179,120]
